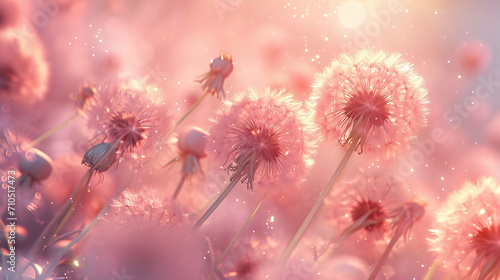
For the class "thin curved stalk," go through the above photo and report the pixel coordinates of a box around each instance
[212,190,268,274]
[278,138,360,268]
[29,111,79,148]
[194,173,242,229]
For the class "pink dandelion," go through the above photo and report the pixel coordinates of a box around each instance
[195,88,317,228]
[310,49,429,157]
[0,27,48,103]
[324,171,408,261]
[83,187,206,280]
[197,51,234,99]
[428,177,500,280]
[208,88,316,190]
[86,79,173,162]
[279,50,429,267]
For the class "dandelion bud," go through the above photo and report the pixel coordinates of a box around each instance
[177,126,208,158]
[0,0,23,30]
[82,143,117,172]
[75,84,97,109]
[198,51,234,98]
[210,51,234,78]
[391,199,426,241]
[18,148,52,181]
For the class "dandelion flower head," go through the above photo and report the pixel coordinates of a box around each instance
[208,88,317,190]
[310,49,429,158]
[83,187,204,280]
[86,79,173,161]
[428,177,500,279]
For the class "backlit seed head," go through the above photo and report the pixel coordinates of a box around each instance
[310,49,429,158]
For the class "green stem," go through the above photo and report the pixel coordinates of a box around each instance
[422,261,438,280]
[278,139,359,268]
[194,173,241,229]
[29,111,79,148]
[213,191,268,272]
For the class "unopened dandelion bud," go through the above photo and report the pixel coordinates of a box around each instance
[198,51,234,98]
[211,51,234,78]
[76,84,97,109]
[18,148,53,181]
[177,126,208,158]
[82,142,117,172]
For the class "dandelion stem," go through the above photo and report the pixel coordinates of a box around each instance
[173,91,210,130]
[367,229,402,280]
[28,111,79,148]
[213,190,268,274]
[28,169,93,259]
[172,173,188,200]
[39,202,107,279]
[278,138,359,268]
[422,261,438,280]
[194,173,241,229]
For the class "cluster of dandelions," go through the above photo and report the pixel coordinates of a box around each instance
[13,44,499,280]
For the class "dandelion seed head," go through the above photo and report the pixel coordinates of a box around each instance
[86,79,173,162]
[208,88,317,190]
[0,27,48,102]
[83,187,205,280]
[325,170,409,260]
[310,49,429,158]
[428,177,500,279]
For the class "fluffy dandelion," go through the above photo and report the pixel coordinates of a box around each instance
[279,49,429,267]
[310,49,429,157]
[86,79,173,162]
[194,88,316,228]
[428,177,500,280]
[322,171,409,261]
[198,51,234,99]
[165,126,208,199]
[0,26,48,102]
[82,187,205,280]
